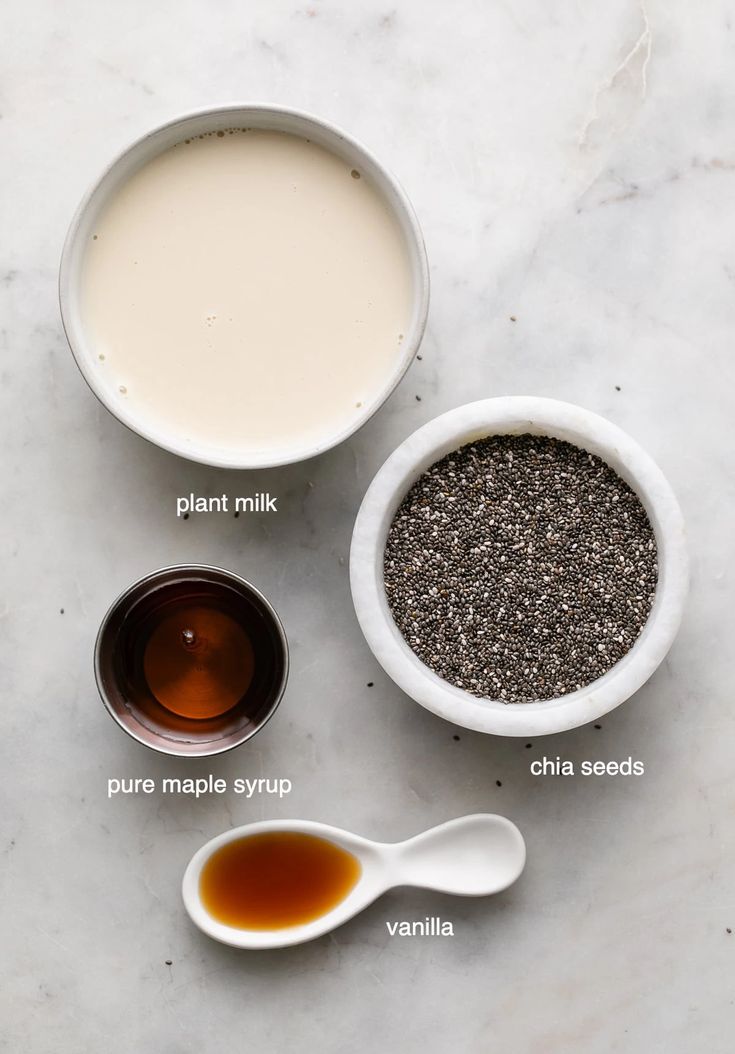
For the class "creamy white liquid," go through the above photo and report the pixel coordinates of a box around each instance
[80,129,414,460]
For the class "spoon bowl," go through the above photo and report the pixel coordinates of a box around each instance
[182,814,526,949]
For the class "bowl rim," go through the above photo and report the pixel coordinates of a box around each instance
[94,563,289,757]
[59,102,430,469]
[349,396,689,736]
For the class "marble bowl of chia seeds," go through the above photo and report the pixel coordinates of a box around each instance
[349,397,688,736]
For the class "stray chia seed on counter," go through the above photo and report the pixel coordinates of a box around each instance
[383,434,658,703]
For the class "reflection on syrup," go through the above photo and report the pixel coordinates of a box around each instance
[200,832,362,930]
[143,604,254,719]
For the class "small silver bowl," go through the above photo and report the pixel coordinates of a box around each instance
[95,565,288,757]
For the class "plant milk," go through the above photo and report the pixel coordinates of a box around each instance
[80,130,414,458]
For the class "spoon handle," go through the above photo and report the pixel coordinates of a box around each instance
[385,814,526,897]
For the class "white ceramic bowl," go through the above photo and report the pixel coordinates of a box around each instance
[59,104,429,469]
[350,397,689,736]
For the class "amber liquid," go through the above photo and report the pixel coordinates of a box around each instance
[200,832,362,930]
[143,603,254,719]
[99,572,286,747]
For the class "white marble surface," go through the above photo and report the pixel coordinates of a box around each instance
[2,1,734,1050]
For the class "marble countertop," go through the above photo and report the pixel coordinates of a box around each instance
[3,1,734,1050]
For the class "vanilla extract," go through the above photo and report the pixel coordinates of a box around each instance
[200,832,361,930]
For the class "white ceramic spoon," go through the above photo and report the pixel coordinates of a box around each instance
[182,814,526,949]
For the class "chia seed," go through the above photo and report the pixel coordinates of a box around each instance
[383,434,658,703]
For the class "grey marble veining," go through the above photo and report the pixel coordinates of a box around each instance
[2,1,734,1051]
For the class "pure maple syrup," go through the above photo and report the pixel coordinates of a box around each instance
[142,602,255,720]
[95,566,288,755]
[199,832,362,930]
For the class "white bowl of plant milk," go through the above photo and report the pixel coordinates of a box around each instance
[60,105,429,468]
